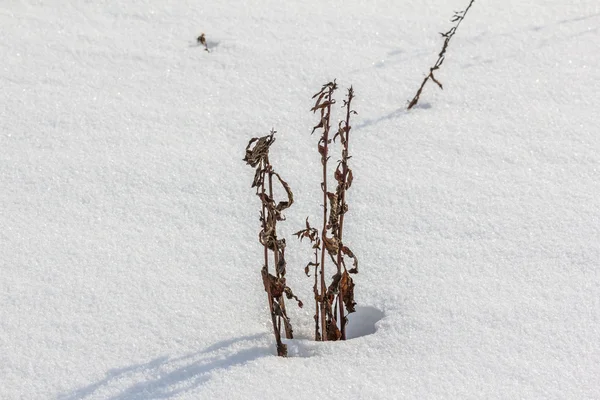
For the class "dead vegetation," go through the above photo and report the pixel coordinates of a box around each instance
[243,130,302,357]
[295,81,358,341]
[407,0,475,109]
[243,82,359,354]
[197,33,210,52]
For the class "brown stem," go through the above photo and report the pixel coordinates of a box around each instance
[336,87,354,339]
[318,85,336,341]
[260,161,285,355]
[319,157,328,340]
[407,0,475,109]
[268,168,292,339]
[314,249,320,341]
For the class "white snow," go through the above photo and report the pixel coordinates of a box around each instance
[1,0,599,398]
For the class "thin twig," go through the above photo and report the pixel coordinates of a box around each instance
[407,0,475,109]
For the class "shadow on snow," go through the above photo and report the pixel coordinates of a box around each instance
[58,333,269,400]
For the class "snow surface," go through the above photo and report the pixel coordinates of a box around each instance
[2,0,600,398]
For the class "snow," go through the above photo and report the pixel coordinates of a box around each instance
[1,0,599,398]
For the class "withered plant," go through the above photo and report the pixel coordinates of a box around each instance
[296,81,358,341]
[407,0,476,109]
[197,33,210,52]
[244,130,302,357]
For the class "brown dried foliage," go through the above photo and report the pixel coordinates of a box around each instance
[244,129,302,357]
[407,0,476,109]
[296,82,359,341]
[197,33,210,52]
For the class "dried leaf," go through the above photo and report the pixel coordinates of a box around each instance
[340,271,356,313]
[318,144,326,157]
[311,91,327,107]
[251,167,263,189]
[334,163,344,183]
[261,267,286,298]
[326,319,342,341]
[346,168,353,189]
[243,132,275,168]
[311,100,335,111]
[326,272,341,297]
[294,218,319,243]
[304,261,319,277]
[341,245,359,273]
[277,247,286,277]
[272,171,294,213]
[284,286,303,308]
[323,235,339,256]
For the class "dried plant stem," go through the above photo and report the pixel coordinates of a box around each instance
[407,0,475,109]
[244,130,301,356]
[197,33,210,52]
[313,251,320,340]
[297,82,358,342]
[268,169,293,339]
[314,81,337,341]
[335,86,355,339]
[259,164,286,356]
[294,218,321,341]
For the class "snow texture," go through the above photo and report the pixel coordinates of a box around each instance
[1,0,599,398]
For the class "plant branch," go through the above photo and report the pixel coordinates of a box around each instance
[407,0,475,109]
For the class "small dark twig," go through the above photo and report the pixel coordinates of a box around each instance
[197,33,210,52]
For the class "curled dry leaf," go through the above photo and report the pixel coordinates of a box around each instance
[259,229,282,252]
[317,143,326,156]
[327,272,341,297]
[311,81,338,109]
[346,168,353,189]
[341,245,359,273]
[334,163,343,183]
[304,261,319,277]
[284,286,303,308]
[262,267,286,298]
[272,171,294,213]
[276,246,286,277]
[340,271,356,313]
[243,132,275,168]
[251,167,263,189]
[323,235,339,256]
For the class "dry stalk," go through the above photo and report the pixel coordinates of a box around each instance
[294,218,321,340]
[197,33,210,52]
[313,81,337,341]
[244,130,302,356]
[407,0,475,109]
[332,87,358,339]
[296,82,359,342]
